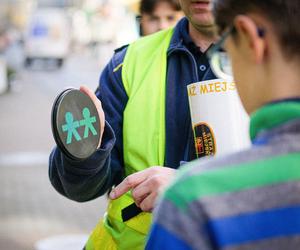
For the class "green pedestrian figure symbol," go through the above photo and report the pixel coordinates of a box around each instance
[80,107,98,138]
[62,112,81,144]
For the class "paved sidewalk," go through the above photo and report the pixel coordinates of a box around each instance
[0,164,107,250]
[0,50,108,250]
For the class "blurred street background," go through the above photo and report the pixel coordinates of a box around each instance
[0,0,139,249]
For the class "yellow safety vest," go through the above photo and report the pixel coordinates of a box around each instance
[85,28,174,250]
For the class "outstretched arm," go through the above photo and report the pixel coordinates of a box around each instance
[49,47,128,202]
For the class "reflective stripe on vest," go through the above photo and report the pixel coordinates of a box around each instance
[86,28,174,250]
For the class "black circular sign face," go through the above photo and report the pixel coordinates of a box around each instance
[51,88,101,160]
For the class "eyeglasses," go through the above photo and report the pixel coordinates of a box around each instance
[207,26,265,80]
[207,26,236,80]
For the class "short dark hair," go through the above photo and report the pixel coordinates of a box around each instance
[140,0,181,14]
[213,0,300,59]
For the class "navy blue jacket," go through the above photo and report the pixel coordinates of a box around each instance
[49,18,216,202]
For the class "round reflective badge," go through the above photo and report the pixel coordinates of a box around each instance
[193,122,216,158]
[51,88,101,160]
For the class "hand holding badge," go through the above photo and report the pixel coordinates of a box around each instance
[51,86,104,160]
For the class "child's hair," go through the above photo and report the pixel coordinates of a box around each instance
[213,0,300,60]
[140,0,181,15]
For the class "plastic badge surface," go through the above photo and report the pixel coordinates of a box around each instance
[51,88,101,160]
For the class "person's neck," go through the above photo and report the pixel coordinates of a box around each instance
[188,22,218,52]
[255,58,300,111]
[267,60,300,101]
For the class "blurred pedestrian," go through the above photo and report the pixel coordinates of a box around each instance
[138,0,183,36]
[147,0,300,249]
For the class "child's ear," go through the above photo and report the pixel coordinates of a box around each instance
[234,15,266,64]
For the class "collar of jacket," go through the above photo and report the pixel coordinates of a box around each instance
[167,17,190,55]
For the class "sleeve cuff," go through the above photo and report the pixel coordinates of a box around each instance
[97,121,116,152]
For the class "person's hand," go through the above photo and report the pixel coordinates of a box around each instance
[80,85,105,148]
[109,166,176,212]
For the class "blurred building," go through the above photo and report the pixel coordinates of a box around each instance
[38,0,82,7]
[0,1,35,33]
[69,0,139,68]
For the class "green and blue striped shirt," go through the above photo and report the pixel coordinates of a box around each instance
[147,100,300,250]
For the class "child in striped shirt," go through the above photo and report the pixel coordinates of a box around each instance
[147,0,300,249]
